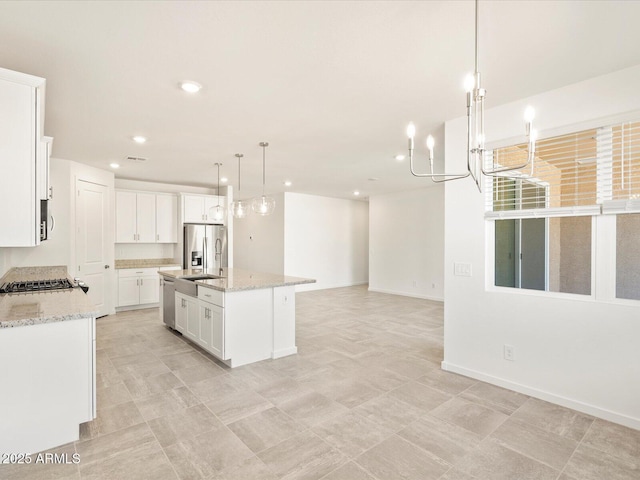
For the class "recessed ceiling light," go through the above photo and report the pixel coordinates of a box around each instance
[110,163,120,169]
[180,81,202,93]
[284,181,292,187]
[221,177,228,183]
[353,191,360,196]
[132,136,147,144]
[395,154,406,161]
[368,177,379,181]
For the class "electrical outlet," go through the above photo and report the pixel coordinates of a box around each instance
[503,344,515,361]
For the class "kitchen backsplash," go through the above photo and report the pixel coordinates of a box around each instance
[115,243,175,260]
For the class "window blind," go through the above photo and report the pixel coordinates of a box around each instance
[485,120,640,218]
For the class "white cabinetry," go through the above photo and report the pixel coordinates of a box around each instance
[156,194,178,242]
[38,136,53,200]
[175,291,198,337]
[198,288,225,359]
[182,194,224,224]
[116,190,178,243]
[0,67,46,247]
[117,268,160,307]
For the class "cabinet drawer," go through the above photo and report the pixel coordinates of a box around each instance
[197,287,224,307]
[118,267,158,278]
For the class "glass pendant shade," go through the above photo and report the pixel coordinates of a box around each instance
[252,195,276,216]
[252,142,275,216]
[231,199,250,218]
[208,204,225,223]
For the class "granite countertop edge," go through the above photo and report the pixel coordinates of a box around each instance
[196,277,316,293]
[115,258,181,269]
[0,309,98,329]
[159,268,316,292]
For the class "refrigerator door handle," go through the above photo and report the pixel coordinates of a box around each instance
[203,236,208,270]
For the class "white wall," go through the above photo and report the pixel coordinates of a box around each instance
[284,193,368,291]
[234,192,285,274]
[369,186,444,301]
[443,65,640,429]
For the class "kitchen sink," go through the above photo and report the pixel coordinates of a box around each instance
[180,274,223,281]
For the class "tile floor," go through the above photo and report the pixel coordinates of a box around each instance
[1,285,639,479]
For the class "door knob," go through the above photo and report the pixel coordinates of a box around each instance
[104,265,110,269]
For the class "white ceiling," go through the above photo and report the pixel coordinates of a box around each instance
[2,0,640,200]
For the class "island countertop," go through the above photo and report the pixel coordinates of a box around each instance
[159,267,315,292]
[0,266,98,328]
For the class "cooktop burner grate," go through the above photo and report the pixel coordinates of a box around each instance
[0,278,74,293]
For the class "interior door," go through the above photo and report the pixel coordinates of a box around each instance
[76,180,111,317]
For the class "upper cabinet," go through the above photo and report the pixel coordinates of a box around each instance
[115,190,177,243]
[0,67,46,247]
[182,194,225,224]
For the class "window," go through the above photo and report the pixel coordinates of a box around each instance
[487,120,640,298]
[616,213,640,300]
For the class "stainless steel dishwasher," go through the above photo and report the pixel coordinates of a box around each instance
[162,276,176,329]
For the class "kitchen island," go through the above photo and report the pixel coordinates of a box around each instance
[0,267,97,455]
[159,268,315,367]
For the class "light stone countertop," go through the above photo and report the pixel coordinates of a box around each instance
[0,266,98,329]
[115,258,181,269]
[159,267,315,292]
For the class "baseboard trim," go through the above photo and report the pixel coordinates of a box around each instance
[296,281,368,291]
[441,361,640,431]
[368,287,444,302]
[272,346,298,359]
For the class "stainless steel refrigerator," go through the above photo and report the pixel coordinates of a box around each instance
[183,224,228,270]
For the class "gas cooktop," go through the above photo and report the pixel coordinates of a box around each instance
[0,278,74,294]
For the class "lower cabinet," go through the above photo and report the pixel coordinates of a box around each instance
[199,301,225,359]
[117,268,160,307]
[175,292,197,338]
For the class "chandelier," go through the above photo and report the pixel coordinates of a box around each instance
[407,0,537,192]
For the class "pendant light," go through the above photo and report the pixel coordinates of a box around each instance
[231,153,250,218]
[251,142,276,215]
[209,163,225,223]
[405,0,537,192]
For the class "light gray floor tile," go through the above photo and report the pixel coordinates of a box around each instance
[456,438,559,480]
[353,392,425,432]
[79,441,177,480]
[460,382,529,415]
[81,400,145,439]
[96,381,133,410]
[205,389,274,425]
[227,407,306,454]
[172,361,226,386]
[122,371,184,400]
[134,386,200,421]
[387,380,452,412]
[164,428,254,479]
[312,410,394,458]
[148,403,225,448]
[511,397,594,441]
[430,397,508,438]
[320,461,378,480]
[258,430,348,480]
[355,434,450,480]
[562,443,639,480]
[490,417,578,470]
[279,391,349,428]
[75,423,157,465]
[416,368,477,395]
[209,456,279,480]
[397,414,483,464]
[581,418,640,466]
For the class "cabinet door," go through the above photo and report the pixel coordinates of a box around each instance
[175,294,188,333]
[136,193,156,243]
[156,194,177,243]
[210,305,225,359]
[115,191,138,243]
[0,76,40,247]
[139,274,159,304]
[198,303,212,349]
[118,276,140,307]
[185,296,200,342]
[183,195,204,223]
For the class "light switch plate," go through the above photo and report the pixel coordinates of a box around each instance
[454,262,472,277]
